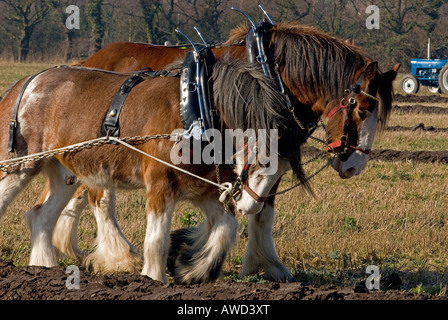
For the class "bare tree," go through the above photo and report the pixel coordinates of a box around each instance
[276,0,312,22]
[51,0,77,62]
[86,0,104,54]
[176,0,227,41]
[139,0,164,44]
[0,0,51,61]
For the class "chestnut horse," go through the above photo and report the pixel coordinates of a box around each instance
[44,41,247,272]
[0,22,399,283]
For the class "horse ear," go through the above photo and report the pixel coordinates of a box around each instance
[383,64,401,82]
[363,61,378,80]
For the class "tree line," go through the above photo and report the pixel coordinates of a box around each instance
[0,0,447,71]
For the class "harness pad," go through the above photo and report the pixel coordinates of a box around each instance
[179,46,217,139]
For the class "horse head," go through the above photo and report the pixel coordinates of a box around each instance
[327,61,400,178]
[222,21,400,214]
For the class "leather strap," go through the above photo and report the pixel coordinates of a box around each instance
[100,68,179,140]
[8,65,67,154]
[100,73,144,138]
[243,183,268,202]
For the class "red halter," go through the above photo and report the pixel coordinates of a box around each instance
[324,73,377,159]
[325,97,371,158]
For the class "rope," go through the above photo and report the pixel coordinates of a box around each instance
[0,134,233,195]
[108,137,230,191]
[0,132,329,202]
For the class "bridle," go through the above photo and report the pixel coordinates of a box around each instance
[326,74,379,161]
[231,143,269,203]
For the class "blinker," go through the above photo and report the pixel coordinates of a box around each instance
[350,83,361,94]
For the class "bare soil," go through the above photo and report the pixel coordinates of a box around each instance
[0,259,443,300]
[394,93,448,104]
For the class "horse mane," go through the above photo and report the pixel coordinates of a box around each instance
[227,21,394,131]
[376,71,395,132]
[229,23,368,96]
[212,57,311,191]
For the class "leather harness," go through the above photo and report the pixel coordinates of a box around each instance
[8,65,68,154]
[100,68,178,142]
[7,66,179,154]
[179,45,217,140]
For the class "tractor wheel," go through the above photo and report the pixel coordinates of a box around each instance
[439,64,448,94]
[427,86,441,94]
[400,74,419,94]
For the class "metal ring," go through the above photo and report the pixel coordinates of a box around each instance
[256,54,267,64]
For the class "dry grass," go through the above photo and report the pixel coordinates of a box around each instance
[389,113,448,128]
[1,64,448,293]
[375,131,448,151]
[0,61,55,96]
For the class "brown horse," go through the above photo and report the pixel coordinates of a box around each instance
[46,41,248,272]
[0,22,399,283]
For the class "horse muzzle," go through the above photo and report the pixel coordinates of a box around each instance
[331,150,368,179]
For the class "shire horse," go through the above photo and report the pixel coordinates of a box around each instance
[0,22,399,283]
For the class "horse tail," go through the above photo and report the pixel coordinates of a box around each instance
[170,213,238,284]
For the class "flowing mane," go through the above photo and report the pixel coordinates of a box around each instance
[213,59,288,133]
[227,23,367,99]
[226,21,394,129]
[212,57,311,191]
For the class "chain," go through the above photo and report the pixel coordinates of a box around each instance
[0,134,173,173]
[289,107,307,131]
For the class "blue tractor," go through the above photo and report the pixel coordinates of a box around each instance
[400,39,448,94]
[400,58,448,94]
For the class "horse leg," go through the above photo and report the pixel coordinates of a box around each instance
[241,202,292,282]
[52,185,89,262]
[173,199,238,284]
[0,170,35,221]
[26,161,80,267]
[84,188,141,273]
[141,193,174,283]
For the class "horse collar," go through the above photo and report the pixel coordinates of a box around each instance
[179,46,217,141]
[245,21,317,137]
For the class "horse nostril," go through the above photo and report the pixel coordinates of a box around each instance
[347,167,357,175]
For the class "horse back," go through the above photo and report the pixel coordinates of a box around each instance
[82,42,188,72]
[81,42,246,73]
[0,67,180,160]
